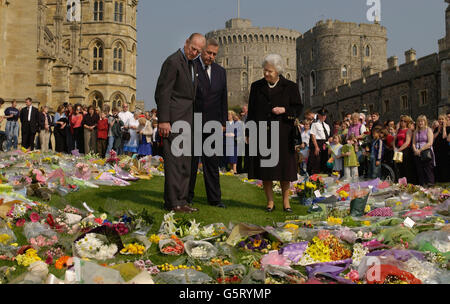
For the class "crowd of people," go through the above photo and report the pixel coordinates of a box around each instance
[294,109,450,186]
[0,97,162,159]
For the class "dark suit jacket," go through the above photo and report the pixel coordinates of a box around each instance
[155,49,199,127]
[194,59,228,126]
[19,106,40,133]
[38,112,53,131]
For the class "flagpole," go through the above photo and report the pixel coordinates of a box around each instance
[238,0,240,19]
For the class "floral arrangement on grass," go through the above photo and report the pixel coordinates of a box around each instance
[120,243,145,255]
[74,233,118,260]
[237,233,277,253]
[106,150,120,165]
[295,176,325,201]
[16,248,41,267]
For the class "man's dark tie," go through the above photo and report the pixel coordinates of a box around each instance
[204,65,210,83]
[322,121,329,139]
[188,60,194,83]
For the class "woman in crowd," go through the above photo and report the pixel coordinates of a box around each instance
[225,110,238,174]
[123,110,141,156]
[65,103,75,152]
[38,106,52,152]
[137,116,153,158]
[394,115,417,184]
[247,54,302,212]
[298,119,311,175]
[412,115,435,186]
[96,110,109,158]
[71,104,84,153]
[433,114,450,183]
[53,105,69,153]
[82,106,99,154]
[347,112,366,141]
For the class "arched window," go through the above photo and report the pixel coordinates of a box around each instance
[310,71,316,97]
[238,35,242,43]
[241,72,248,92]
[243,56,247,66]
[218,37,222,44]
[93,0,104,21]
[92,41,104,71]
[92,92,104,109]
[265,35,269,42]
[270,35,274,43]
[113,42,124,72]
[233,35,237,43]
[342,65,348,78]
[352,45,358,56]
[300,76,305,101]
[243,35,247,43]
[114,1,124,22]
[365,45,371,57]
[112,94,124,109]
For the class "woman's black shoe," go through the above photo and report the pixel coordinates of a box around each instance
[266,205,275,212]
[283,207,293,213]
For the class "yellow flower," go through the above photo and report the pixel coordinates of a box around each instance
[149,234,160,244]
[364,204,371,213]
[285,223,299,230]
[362,221,371,226]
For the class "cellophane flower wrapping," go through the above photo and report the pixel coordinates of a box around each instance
[23,222,57,241]
[184,240,218,260]
[0,225,17,255]
[154,268,213,284]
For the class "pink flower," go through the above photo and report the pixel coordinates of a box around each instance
[16,218,26,227]
[30,238,37,246]
[45,256,53,265]
[30,212,40,222]
[348,270,359,282]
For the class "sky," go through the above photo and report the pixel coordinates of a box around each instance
[136,0,447,109]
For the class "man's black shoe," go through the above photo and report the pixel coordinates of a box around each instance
[210,202,226,208]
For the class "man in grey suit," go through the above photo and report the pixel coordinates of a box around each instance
[155,33,206,213]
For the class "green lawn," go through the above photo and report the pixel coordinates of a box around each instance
[49,174,308,230]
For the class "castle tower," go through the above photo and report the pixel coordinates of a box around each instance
[438,0,450,114]
[206,18,300,107]
[297,19,388,109]
[47,0,138,111]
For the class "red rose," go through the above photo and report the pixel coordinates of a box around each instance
[94,218,103,225]
[30,212,40,223]
[16,218,26,227]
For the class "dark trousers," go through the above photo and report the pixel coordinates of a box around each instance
[73,127,85,154]
[21,124,36,150]
[307,139,327,175]
[188,153,221,205]
[97,138,107,158]
[236,143,249,173]
[162,134,192,209]
[414,156,435,186]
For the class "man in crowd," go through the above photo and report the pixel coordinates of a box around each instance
[4,100,20,151]
[19,97,40,150]
[118,103,133,154]
[307,108,331,174]
[155,33,206,213]
[188,38,228,209]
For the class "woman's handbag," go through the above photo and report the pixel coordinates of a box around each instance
[393,151,403,163]
[122,130,131,142]
[420,148,432,162]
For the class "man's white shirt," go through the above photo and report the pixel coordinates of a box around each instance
[118,111,133,127]
[310,121,330,140]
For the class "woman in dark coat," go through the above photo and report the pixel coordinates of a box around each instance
[247,54,303,213]
[433,114,450,183]
[53,105,68,153]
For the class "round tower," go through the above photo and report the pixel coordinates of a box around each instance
[297,19,388,109]
[206,18,300,107]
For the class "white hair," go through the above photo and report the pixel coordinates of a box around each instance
[262,54,284,74]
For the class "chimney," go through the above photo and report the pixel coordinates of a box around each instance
[387,56,398,69]
[405,49,416,63]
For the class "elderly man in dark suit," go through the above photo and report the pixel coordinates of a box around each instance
[155,33,206,213]
[19,97,40,150]
[188,38,228,208]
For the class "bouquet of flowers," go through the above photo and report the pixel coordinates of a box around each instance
[159,235,184,255]
[160,211,201,238]
[106,150,120,165]
[74,233,119,260]
[74,163,91,180]
[6,203,42,227]
[295,176,325,202]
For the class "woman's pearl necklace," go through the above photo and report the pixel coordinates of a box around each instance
[267,78,280,89]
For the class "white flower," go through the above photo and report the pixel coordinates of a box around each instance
[191,246,208,259]
[186,219,201,237]
[278,231,293,242]
[200,225,215,238]
[100,213,108,221]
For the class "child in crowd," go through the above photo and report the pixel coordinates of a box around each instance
[328,135,343,177]
[96,111,109,158]
[342,134,359,182]
[368,127,385,179]
[137,117,153,158]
